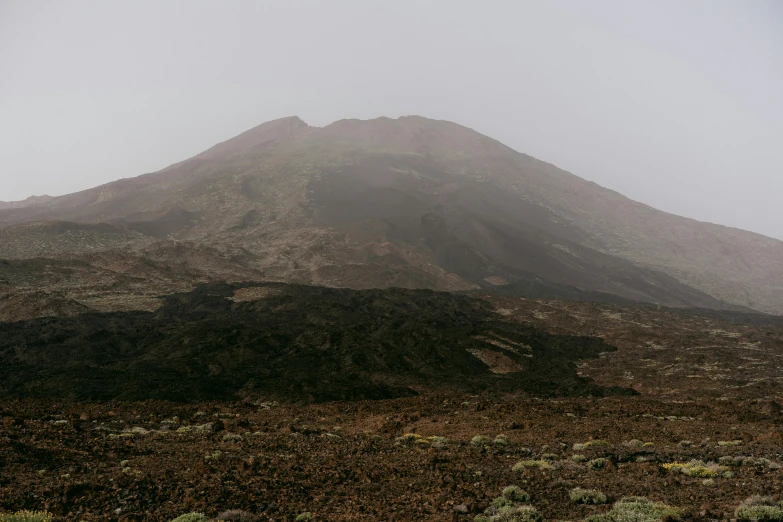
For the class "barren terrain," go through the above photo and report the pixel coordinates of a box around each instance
[2,287,782,521]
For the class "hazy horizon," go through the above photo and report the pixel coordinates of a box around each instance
[1,0,781,240]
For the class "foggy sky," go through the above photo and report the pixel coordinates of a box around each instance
[1,0,781,240]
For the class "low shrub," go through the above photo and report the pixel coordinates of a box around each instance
[587,458,607,469]
[483,505,542,522]
[471,435,491,446]
[573,440,610,451]
[571,454,588,463]
[720,456,779,469]
[170,514,209,522]
[205,450,222,462]
[661,460,724,477]
[0,511,54,522]
[501,485,530,503]
[295,513,313,522]
[584,496,681,522]
[570,487,608,504]
[494,434,510,446]
[718,440,743,447]
[735,496,783,521]
[512,460,554,471]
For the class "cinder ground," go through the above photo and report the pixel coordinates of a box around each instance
[1,293,782,521]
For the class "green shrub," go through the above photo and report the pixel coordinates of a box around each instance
[573,440,610,451]
[295,513,313,522]
[487,505,542,522]
[571,454,588,463]
[0,511,54,522]
[471,435,491,446]
[501,485,530,503]
[587,458,607,469]
[735,496,783,521]
[624,439,644,448]
[512,460,554,471]
[494,434,510,446]
[205,450,222,462]
[570,487,608,504]
[718,439,743,447]
[584,497,680,522]
[170,514,209,522]
[661,460,724,477]
[491,497,516,510]
[721,456,780,469]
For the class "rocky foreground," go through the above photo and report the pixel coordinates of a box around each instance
[1,393,783,521]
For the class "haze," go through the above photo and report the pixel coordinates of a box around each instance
[1,0,781,240]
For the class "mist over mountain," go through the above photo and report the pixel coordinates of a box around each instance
[1,115,781,318]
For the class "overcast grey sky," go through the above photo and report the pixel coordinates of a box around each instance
[1,0,781,239]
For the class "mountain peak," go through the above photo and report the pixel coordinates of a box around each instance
[0,194,53,210]
[196,116,310,160]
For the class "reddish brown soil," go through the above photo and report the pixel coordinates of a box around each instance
[2,291,782,521]
[1,394,782,521]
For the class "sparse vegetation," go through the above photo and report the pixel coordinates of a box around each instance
[587,458,607,469]
[570,487,608,504]
[494,434,510,446]
[661,460,725,477]
[205,450,222,461]
[501,485,530,503]
[295,513,313,522]
[583,496,680,522]
[718,439,743,447]
[170,514,209,522]
[513,460,554,471]
[486,505,543,522]
[0,511,54,522]
[471,435,492,446]
[571,454,588,462]
[734,496,783,521]
[573,440,610,451]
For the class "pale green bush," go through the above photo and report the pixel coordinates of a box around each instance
[573,440,609,451]
[170,514,209,522]
[587,458,607,469]
[570,487,608,504]
[512,460,553,471]
[494,434,510,446]
[735,496,783,521]
[471,435,491,446]
[486,505,542,522]
[583,497,680,522]
[501,485,530,503]
[0,511,54,522]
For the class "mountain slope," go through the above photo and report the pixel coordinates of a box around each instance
[0,116,780,314]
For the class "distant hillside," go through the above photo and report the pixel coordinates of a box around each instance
[1,116,780,314]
